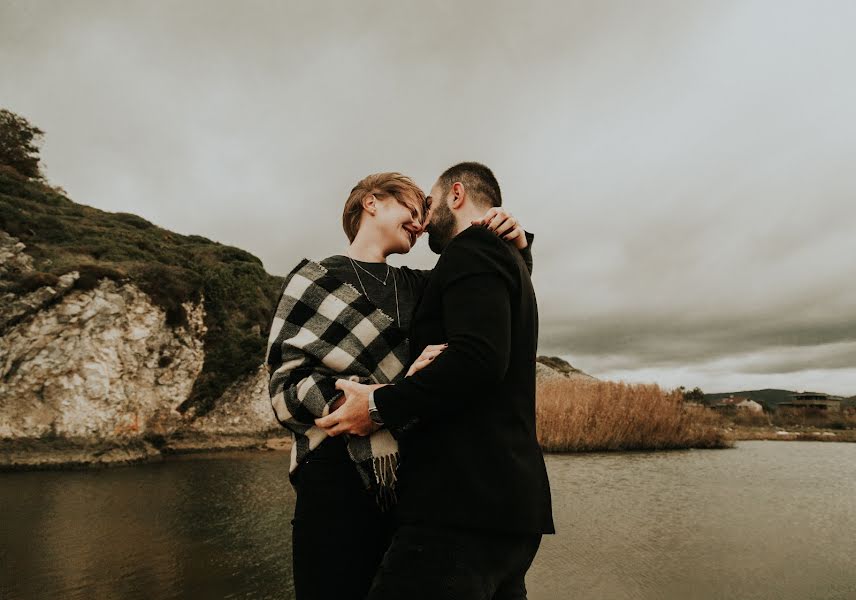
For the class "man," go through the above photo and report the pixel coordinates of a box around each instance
[316,162,554,599]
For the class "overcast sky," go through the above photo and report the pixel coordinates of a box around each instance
[2,0,854,395]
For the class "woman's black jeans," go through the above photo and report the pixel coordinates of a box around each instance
[291,437,394,600]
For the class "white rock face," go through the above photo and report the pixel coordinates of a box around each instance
[536,362,567,384]
[0,231,33,276]
[188,365,277,435]
[0,279,207,440]
[535,358,597,385]
[0,232,284,449]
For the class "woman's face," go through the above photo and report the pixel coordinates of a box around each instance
[372,193,425,255]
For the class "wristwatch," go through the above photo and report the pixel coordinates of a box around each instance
[368,390,384,426]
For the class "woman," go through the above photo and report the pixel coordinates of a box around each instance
[265,172,531,600]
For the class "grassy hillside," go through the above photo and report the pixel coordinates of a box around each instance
[0,166,283,416]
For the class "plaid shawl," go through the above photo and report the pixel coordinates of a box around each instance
[265,258,410,507]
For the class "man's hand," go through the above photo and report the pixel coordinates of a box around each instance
[406,343,447,377]
[315,380,385,437]
[472,207,528,250]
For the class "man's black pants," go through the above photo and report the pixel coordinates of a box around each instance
[367,524,542,600]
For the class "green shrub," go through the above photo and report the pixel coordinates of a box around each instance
[135,263,202,327]
[113,212,154,229]
[73,264,128,291]
[8,271,59,294]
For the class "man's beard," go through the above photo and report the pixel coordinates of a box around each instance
[427,200,455,254]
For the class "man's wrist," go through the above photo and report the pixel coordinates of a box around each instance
[368,390,384,426]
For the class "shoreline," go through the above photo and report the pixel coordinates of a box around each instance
[726,424,856,443]
[2,425,854,472]
[0,433,292,472]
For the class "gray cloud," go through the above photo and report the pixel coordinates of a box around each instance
[733,343,856,375]
[2,0,854,395]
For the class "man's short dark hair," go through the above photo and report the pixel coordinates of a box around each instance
[438,162,502,208]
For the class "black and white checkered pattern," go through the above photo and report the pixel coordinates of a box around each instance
[266,259,409,503]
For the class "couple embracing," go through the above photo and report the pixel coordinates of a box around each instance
[265,162,554,600]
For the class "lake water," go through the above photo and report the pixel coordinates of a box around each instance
[2,441,854,599]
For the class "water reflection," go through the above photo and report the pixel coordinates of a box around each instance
[2,442,855,600]
[529,442,856,600]
[1,453,295,600]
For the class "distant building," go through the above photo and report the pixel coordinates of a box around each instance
[709,396,764,414]
[778,392,840,412]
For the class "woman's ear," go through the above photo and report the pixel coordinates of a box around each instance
[361,193,377,216]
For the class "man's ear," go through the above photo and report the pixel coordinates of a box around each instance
[361,193,377,215]
[450,182,466,210]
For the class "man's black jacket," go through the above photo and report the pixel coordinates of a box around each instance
[373,225,555,535]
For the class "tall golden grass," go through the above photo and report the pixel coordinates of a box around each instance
[536,378,731,452]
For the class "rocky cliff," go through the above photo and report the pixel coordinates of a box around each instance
[0,229,280,468]
[0,169,284,469]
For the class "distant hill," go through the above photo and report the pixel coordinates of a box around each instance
[705,389,796,411]
[706,389,855,411]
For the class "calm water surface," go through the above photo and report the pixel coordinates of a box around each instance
[2,441,855,600]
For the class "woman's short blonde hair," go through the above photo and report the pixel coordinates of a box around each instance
[342,172,427,243]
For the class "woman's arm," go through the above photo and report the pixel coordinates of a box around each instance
[265,278,364,432]
[268,352,344,432]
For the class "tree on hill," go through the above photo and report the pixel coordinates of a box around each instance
[681,386,706,404]
[0,109,45,180]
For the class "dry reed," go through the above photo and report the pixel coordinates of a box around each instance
[536,378,731,452]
